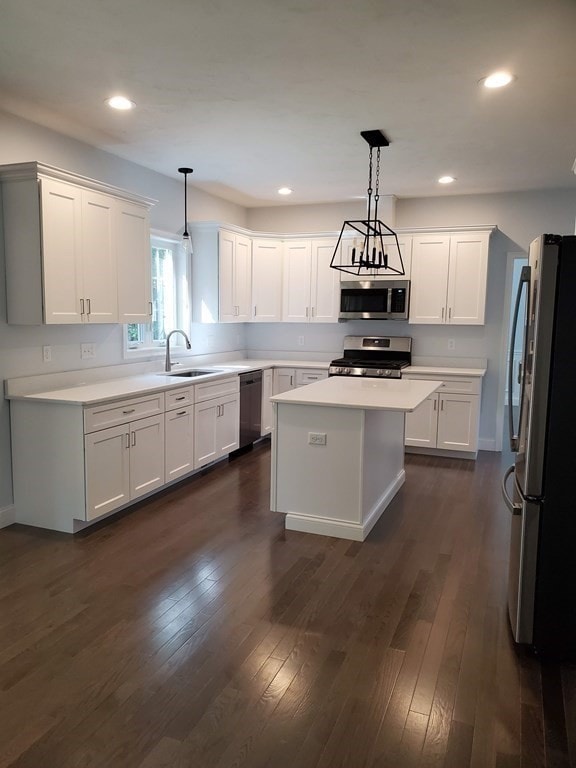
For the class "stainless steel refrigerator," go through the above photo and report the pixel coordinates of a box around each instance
[502,233,576,658]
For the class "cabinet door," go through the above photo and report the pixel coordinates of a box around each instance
[219,229,236,322]
[294,368,328,386]
[194,400,219,467]
[165,407,194,482]
[81,190,118,323]
[251,239,283,321]
[84,424,130,520]
[129,415,165,499]
[117,201,152,324]
[218,394,240,455]
[310,239,339,323]
[339,236,413,281]
[234,234,252,321]
[282,241,312,322]
[405,396,439,447]
[261,369,273,436]
[40,178,84,324]
[436,394,479,452]
[273,368,295,394]
[446,232,489,325]
[408,235,450,324]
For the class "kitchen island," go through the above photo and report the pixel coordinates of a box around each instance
[270,376,441,541]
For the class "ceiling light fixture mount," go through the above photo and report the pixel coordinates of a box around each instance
[438,175,456,184]
[106,95,135,110]
[330,130,404,277]
[278,187,293,196]
[178,167,193,251]
[481,71,515,89]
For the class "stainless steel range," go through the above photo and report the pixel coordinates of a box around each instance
[329,336,412,379]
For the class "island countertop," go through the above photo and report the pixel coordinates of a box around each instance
[270,376,442,412]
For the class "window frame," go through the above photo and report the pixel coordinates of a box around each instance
[124,229,190,358]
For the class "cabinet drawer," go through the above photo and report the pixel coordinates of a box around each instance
[84,393,165,433]
[165,386,194,411]
[195,376,239,403]
[295,368,328,386]
[404,374,481,396]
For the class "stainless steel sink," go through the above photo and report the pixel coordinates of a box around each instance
[166,369,225,377]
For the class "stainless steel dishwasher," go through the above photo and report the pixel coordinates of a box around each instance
[236,369,262,451]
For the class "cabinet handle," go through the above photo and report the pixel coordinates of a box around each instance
[441,307,445,320]
[87,298,91,315]
[433,399,437,411]
[290,375,293,386]
[148,301,153,316]
[131,431,136,446]
[311,307,315,318]
[448,307,452,320]
[175,396,186,401]
[122,408,136,414]
[305,307,309,318]
[80,298,85,315]
[216,404,221,417]
[254,305,257,317]
[441,400,444,411]
[125,433,130,449]
[176,410,187,416]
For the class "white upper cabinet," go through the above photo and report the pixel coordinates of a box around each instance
[251,239,283,321]
[116,200,153,324]
[339,235,412,281]
[0,162,155,325]
[219,230,252,322]
[409,230,490,325]
[282,238,339,323]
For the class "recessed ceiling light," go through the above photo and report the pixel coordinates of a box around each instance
[106,95,135,110]
[278,187,292,196]
[438,175,456,184]
[481,71,515,89]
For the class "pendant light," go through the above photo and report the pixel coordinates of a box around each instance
[178,166,193,253]
[330,130,404,277]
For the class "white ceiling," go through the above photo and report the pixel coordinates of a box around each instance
[1,0,575,207]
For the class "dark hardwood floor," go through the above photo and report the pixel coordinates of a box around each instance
[0,443,574,767]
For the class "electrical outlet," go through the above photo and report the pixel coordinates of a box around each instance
[42,345,52,362]
[81,343,95,360]
[297,336,305,346]
[448,339,456,351]
[308,432,327,445]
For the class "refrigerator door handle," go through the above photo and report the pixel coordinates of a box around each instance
[502,465,522,515]
[508,265,531,452]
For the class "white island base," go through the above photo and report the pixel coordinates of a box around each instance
[270,377,441,541]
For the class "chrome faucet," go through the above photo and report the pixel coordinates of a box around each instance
[165,329,192,372]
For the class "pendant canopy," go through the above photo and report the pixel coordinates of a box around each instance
[330,131,405,277]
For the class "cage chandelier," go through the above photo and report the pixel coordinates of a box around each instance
[330,130,405,277]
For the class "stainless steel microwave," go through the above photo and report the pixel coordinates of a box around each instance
[339,280,410,320]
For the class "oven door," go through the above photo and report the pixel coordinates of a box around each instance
[339,281,409,320]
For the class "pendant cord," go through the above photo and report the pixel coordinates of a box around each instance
[183,171,189,238]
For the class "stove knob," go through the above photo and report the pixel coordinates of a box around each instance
[375,369,383,376]
[384,370,391,377]
[360,368,367,375]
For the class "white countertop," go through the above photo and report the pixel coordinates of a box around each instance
[5,357,483,408]
[271,376,442,412]
[5,359,331,406]
[405,366,486,377]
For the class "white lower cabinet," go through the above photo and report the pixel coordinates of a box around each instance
[294,368,328,386]
[404,374,482,456]
[164,386,195,482]
[273,368,296,394]
[194,376,240,467]
[84,413,165,521]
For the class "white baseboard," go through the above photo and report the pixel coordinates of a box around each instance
[0,505,15,529]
